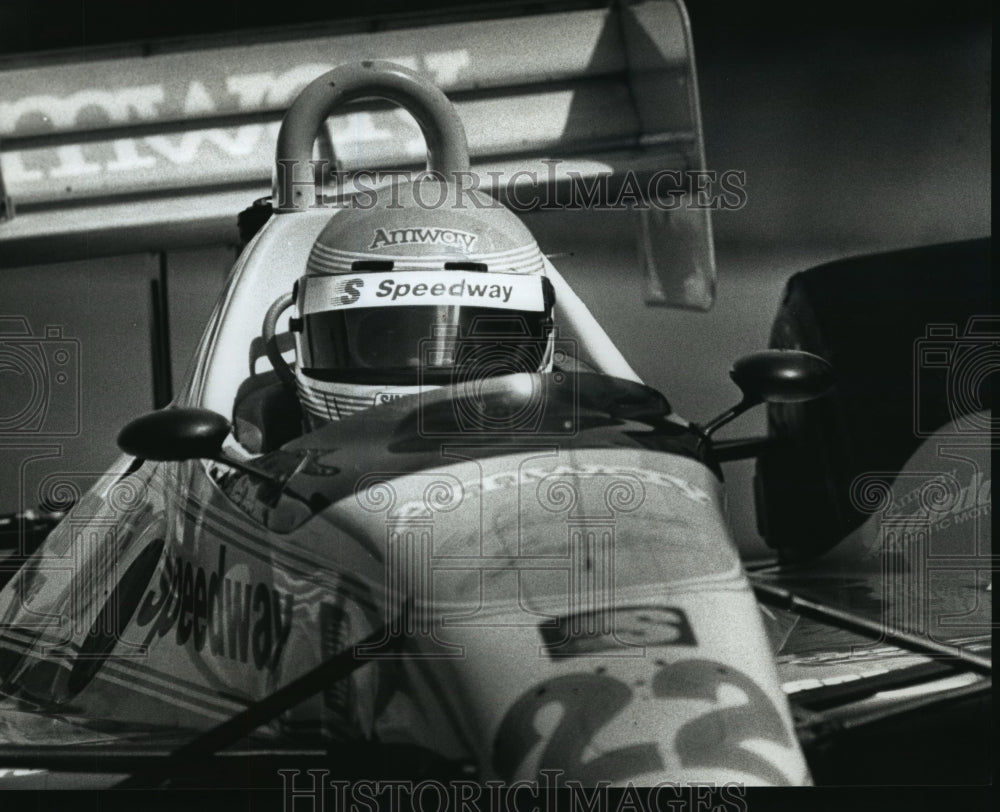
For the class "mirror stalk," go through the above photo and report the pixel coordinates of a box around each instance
[696,394,763,440]
[695,350,835,449]
[210,453,281,485]
[712,436,773,462]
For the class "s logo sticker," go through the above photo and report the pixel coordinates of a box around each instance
[332,277,363,305]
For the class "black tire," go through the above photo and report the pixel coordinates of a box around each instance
[755,238,992,562]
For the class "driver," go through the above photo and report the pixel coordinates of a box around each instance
[288,178,556,428]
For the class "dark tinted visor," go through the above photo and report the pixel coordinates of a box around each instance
[297,271,553,385]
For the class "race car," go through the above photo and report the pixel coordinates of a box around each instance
[0,59,990,793]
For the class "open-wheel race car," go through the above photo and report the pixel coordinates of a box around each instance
[0,55,990,795]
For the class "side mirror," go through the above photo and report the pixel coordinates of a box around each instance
[118,408,231,461]
[698,350,834,439]
[118,408,283,483]
[730,349,836,406]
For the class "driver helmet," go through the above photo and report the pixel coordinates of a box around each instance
[290,178,555,425]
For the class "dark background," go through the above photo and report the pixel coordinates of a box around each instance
[0,0,991,55]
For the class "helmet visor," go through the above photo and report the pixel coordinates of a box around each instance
[296,271,553,385]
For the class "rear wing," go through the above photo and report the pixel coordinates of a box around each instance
[0,0,715,309]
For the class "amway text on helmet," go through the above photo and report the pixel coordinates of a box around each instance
[369,227,478,251]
